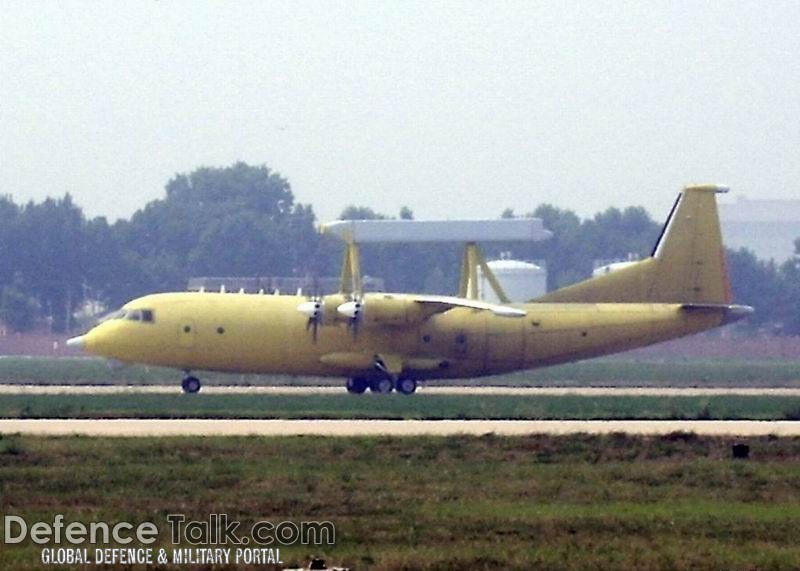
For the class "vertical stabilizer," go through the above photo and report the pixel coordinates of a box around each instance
[648,184,732,304]
[533,184,733,304]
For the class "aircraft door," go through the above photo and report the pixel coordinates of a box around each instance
[178,318,197,349]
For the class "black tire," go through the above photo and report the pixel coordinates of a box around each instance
[369,377,394,394]
[181,376,201,394]
[396,378,417,395]
[346,377,368,394]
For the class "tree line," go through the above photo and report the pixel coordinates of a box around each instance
[0,162,797,335]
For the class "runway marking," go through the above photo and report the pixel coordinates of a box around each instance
[1,385,800,396]
[1,419,799,437]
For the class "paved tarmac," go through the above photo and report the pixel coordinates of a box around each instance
[1,419,799,437]
[1,385,800,396]
[3,384,797,437]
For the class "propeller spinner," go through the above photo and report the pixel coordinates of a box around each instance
[337,297,364,340]
[297,298,324,343]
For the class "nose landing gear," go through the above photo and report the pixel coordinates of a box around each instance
[181,374,201,394]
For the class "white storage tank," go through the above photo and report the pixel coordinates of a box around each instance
[479,260,547,303]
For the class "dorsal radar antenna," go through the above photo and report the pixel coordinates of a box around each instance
[320,218,552,301]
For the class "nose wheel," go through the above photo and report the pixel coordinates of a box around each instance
[181,375,201,394]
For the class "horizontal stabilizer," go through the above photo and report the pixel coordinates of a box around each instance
[681,303,754,325]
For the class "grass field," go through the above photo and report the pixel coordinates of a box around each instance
[3,393,800,420]
[1,434,800,570]
[1,356,800,387]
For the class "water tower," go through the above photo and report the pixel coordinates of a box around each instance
[479,259,547,303]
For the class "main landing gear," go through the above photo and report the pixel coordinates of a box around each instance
[345,377,417,395]
[346,377,368,394]
[395,377,417,395]
[181,373,201,394]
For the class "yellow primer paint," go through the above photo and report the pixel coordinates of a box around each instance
[74,184,751,384]
[80,292,724,380]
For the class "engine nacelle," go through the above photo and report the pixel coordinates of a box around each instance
[335,294,421,326]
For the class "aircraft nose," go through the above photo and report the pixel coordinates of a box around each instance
[67,331,98,353]
[66,335,86,349]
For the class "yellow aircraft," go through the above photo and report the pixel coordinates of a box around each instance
[68,184,752,394]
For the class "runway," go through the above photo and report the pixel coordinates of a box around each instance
[2,419,800,437]
[2,384,800,396]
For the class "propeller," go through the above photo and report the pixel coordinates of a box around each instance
[296,277,324,343]
[337,295,364,341]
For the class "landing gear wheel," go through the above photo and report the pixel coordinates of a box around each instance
[396,378,417,395]
[369,377,394,394]
[346,377,368,394]
[181,376,201,394]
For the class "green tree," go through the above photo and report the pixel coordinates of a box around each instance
[726,248,784,330]
[117,162,319,297]
[527,204,588,290]
[0,196,22,287]
[777,239,800,335]
[14,195,85,331]
[0,273,38,333]
[338,206,387,220]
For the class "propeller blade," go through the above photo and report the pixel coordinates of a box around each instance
[298,300,324,344]
[337,298,363,341]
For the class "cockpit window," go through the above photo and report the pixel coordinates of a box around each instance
[99,309,127,322]
[126,309,155,323]
[98,308,155,323]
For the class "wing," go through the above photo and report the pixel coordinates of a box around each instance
[409,294,527,318]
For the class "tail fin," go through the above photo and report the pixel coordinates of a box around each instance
[533,184,733,304]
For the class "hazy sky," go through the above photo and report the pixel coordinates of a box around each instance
[2,1,799,224]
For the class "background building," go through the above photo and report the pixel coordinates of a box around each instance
[718,195,800,262]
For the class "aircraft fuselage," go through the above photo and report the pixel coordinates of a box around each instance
[76,291,726,381]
